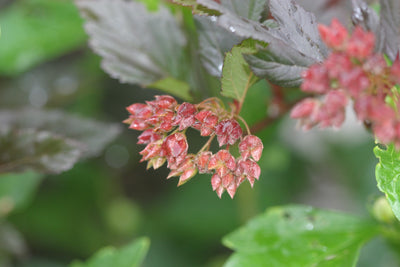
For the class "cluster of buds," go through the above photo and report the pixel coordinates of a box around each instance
[291,19,400,147]
[124,95,263,198]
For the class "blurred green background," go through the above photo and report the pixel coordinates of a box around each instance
[0,0,397,266]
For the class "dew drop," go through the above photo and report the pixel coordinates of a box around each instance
[210,16,217,22]
[305,222,314,230]
[229,26,236,33]
[325,255,337,261]
[218,63,223,72]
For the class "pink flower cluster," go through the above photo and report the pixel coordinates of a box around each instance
[124,95,264,198]
[291,19,400,146]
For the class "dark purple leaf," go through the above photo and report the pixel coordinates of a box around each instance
[196,0,267,77]
[76,0,187,88]
[0,109,121,158]
[0,129,81,174]
[196,0,327,86]
[351,0,380,33]
[196,16,242,77]
[378,0,400,60]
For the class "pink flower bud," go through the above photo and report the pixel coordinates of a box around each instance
[215,185,225,199]
[373,119,396,144]
[339,67,369,97]
[125,103,153,130]
[347,26,375,60]
[290,98,318,119]
[146,95,177,111]
[318,18,349,50]
[236,158,261,187]
[239,135,264,162]
[301,65,330,94]
[162,133,188,169]
[317,90,348,128]
[208,150,236,172]
[215,119,243,146]
[195,110,218,136]
[146,110,175,132]
[221,172,234,188]
[173,102,197,130]
[324,53,352,80]
[147,157,166,170]
[196,151,212,174]
[211,173,222,191]
[139,140,164,162]
[226,182,237,199]
[363,54,387,76]
[137,130,163,144]
[167,155,197,186]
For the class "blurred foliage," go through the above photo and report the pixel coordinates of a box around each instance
[0,0,86,75]
[0,172,42,217]
[70,237,150,267]
[0,0,398,267]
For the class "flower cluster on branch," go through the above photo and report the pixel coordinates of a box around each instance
[124,95,263,198]
[291,19,400,147]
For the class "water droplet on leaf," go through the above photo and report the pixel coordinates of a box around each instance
[305,222,314,230]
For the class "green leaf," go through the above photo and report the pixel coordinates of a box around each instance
[221,41,259,102]
[70,237,150,267]
[0,129,81,174]
[149,77,192,101]
[374,144,400,221]
[0,171,43,216]
[223,205,379,267]
[0,109,121,158]
[137,0,160,11]
[76,0,192,101]
[0,0,86,75]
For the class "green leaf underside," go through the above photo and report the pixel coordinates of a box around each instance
[223,205,378,267]
[0,128,81,174]
[374,144,400,221]
[0,0,86,75]
[221,41,258,101]
[0,172,43,215]
[0,109,121,158]
[77,0,192,100]
[70,237,150,267]
[378,0,400,61]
